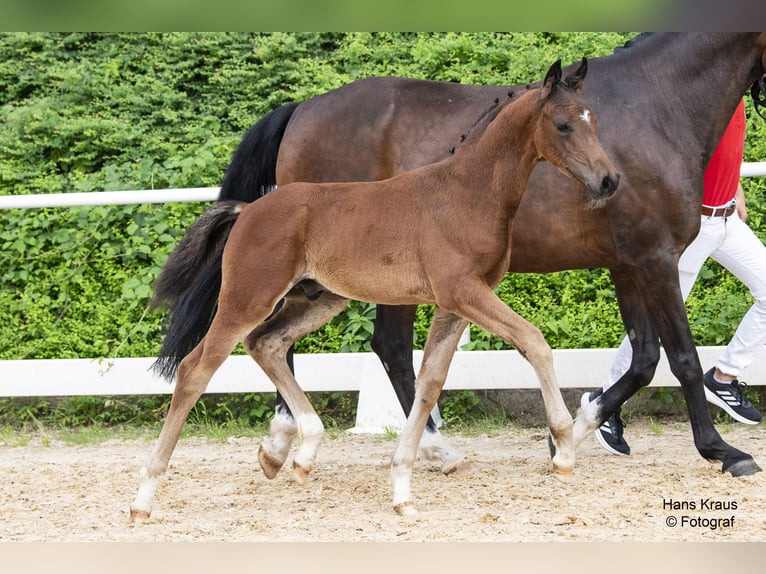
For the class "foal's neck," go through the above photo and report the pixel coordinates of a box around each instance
[451,90,541,212]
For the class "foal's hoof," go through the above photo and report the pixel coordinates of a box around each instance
[723,458,762,477]
[552,467,574,484]
[442,458,477,476]
[258,445,285,480]
[129,506,150,524]
[394,501,417,516]
[292,461,311,485]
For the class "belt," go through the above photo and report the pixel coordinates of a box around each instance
[701,204,736,218]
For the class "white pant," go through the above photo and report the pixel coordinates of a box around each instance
[604,211,766,389]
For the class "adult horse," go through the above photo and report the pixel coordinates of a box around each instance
[132,60,619,519]
[154,33,766,479]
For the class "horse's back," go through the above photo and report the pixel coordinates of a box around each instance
[278,76,511,184]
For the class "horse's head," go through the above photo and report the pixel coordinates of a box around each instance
[534,58,620,202]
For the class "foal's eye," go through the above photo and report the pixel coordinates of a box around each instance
[555,122,571,134]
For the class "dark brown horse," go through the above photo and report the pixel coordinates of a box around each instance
[132,60,618,519]
[154,33,766,481]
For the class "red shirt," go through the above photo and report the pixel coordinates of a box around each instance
[703,100,745,206]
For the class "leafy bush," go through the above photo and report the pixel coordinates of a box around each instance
[1,31,765,375]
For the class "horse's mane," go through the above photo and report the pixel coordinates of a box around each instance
[448,94,511,155]
[613,32,653,53]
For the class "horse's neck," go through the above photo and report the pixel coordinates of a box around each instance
[606,33,764,162]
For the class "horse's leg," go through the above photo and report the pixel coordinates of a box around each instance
[260,348,299,479]
[251,295,300,480]
[573,270,661,448]
[130,316,254,522]
[444,281,575,476]
[245,290,350,483]
[371,304,470,474]
[390,309,468,515]
[600,265,758,476]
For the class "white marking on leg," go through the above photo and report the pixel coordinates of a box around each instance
[261,408,298,465]
[572,396,601,449]
[391,461,412,509]
[293,412,324,477]
[131,466,162,517]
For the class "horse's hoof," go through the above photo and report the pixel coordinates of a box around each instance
[258,445,285,480]
[129,506,150,524]
[442,458,477,476]
[723,458,762,477]
[394,501,417,516]
[292,461,311,485]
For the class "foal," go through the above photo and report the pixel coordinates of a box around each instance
[130,59,619,520]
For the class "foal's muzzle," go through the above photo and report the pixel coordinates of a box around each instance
[591,172,620,200]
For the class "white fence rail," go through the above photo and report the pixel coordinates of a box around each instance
[1,163,766,210]
[1,163,765,432]
[2,346,763,433]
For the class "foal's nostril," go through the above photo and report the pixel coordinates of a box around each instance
[601,173,620,195]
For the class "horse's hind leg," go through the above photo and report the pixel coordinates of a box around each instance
[246,290,350,483]
[130,316,252,523]
[390,308,468,514]
[260,350,299,479]
[372,304,471,475]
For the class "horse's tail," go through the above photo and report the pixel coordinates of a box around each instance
[152,102,299,311]
[218,101,301,201]
[151,201,244,380]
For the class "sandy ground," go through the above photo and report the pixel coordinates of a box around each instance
[1,420,765,542]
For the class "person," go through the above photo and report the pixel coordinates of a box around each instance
[583,99,764,456]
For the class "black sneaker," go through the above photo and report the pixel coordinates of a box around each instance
[580,390,631,456]
[703,368,763,425]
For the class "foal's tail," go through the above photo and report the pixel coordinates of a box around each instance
[151,101,300,380]
[151,201,244,381]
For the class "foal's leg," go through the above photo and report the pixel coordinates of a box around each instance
[444,282,575,476]
[130,317,254,522]
[372,304,470,474]
[390,309,468,515]
[245,291,350,483]
[261,349,299,479]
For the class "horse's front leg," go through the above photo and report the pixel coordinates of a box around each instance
[573,269,662,449]
[607,263,758,476]
[391,309,468,515]
[247,291,350,483]
[372,304,471,475]
[444,282,575,477]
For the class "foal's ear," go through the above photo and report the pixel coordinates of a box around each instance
[540,59,563,100]
[564,57,588,93]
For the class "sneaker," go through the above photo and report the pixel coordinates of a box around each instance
[703,368,762,425]
[580,390,631,455]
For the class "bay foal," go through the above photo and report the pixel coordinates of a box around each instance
[130,59,619,520]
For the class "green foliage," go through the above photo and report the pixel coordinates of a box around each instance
[2,32,766,402]
[463,269,625,351]
[0,395,169,429]
[439,390,481,425]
